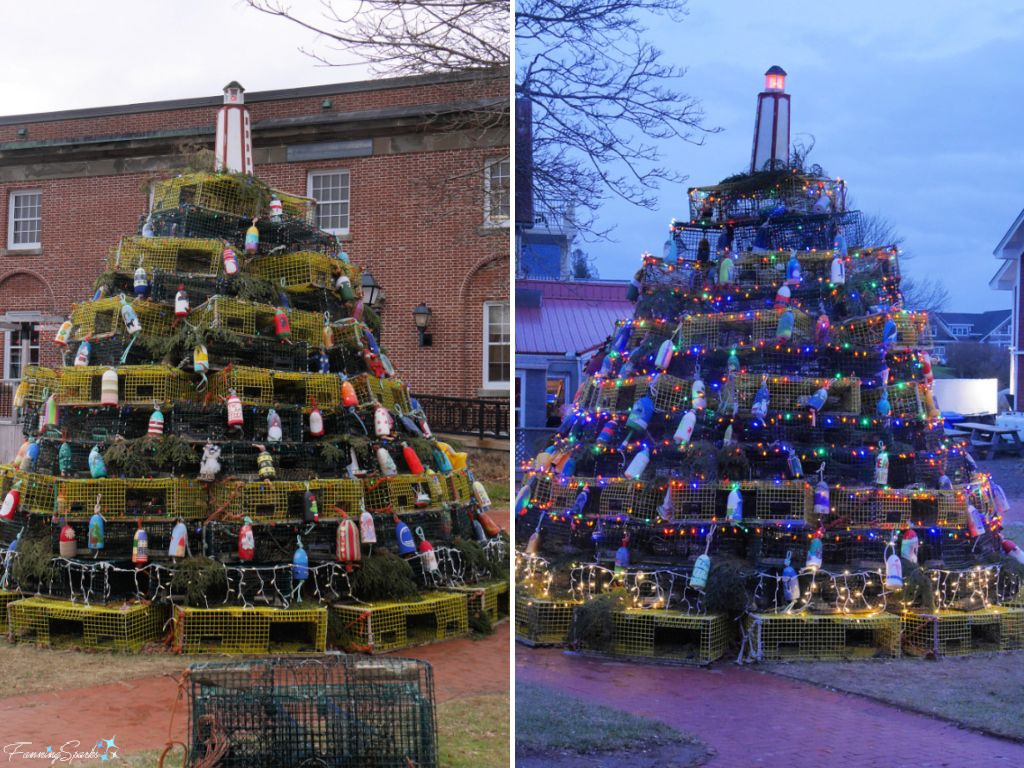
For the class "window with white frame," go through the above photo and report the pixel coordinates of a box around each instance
[8,190,42,249]
[483,301,510,388]
[2,325,40,380]
[484,157,510,225]
[949,324,971,337]
[307,171,350,234]
[515,373,525,428]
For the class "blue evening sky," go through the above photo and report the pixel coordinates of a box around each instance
[577,1,1024,311]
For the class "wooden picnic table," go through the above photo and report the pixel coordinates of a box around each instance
[954,421,1024,459]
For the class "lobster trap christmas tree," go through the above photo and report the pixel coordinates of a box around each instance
[515,166,1024,662]
[0,86,505,655]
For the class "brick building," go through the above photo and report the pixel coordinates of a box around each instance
[0,69,510,419]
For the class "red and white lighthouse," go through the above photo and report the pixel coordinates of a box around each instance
[750,66,790,173]
[215,81,253,175]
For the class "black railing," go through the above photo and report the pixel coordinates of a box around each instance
[413,393,510,439]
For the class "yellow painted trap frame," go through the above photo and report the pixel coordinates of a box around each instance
[8,596,169,651]
[210,478,363,522]
[57,365,195,406]
[251,250,361,292]
[447,580,510,623]
[514,593,579,646]
[602,609,731,664]
[109,236,223,275]
[331,591,469,653]
[70,296,175,341]
[151,172,267,220]
[745,611,901,661]
[172,604,328,654]
[899,607,1024,656]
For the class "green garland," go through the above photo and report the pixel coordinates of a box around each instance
[350,551,421,602]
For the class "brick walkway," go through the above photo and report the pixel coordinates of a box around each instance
[517,647,1024,767]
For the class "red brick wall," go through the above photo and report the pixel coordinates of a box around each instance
[0,74,510,398]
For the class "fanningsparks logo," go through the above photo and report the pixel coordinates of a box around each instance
[3,736,118,763]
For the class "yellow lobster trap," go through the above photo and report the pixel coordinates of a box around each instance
[150,172,267,219]
[349,373,412,412]
[361,473,448,514]
[210,477,364,521]
[208,366,340,409]
[270,187,318,224]
[734,373,861,414]
[836,311,932,349]
[190,297,325,347]
[49,476,208,520]
[12,366,58,407]
[57,365,195,406]
[250,250,361,293]
[173,604,328,654]
[677,309,814,349]
[331,592,470,653]
[108,235,224,275]
[69,296,175,342]
[9,597,169,651]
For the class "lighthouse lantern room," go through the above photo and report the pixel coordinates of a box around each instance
[750,65,790,174]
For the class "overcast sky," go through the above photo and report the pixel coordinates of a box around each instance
[576,1,1024,312]
[0,1,368,113]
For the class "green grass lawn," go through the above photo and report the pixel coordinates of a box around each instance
[772,653,1024,741]
[516,681,702,756]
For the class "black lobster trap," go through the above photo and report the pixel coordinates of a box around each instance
[186,655,438,768]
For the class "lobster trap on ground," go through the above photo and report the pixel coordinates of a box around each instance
[514,593,579,646]
[330,591,469,653]
[446,580,510,623]
[7,596,168,651]
[172,604,328,654]
[744,611,901,661]
[185,655,437,768]
[899,607,1024,656]
[593,609,732,665]
[0,590,20,632]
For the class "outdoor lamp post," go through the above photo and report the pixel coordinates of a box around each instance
[361,271,384,309]
[413,303,433,347]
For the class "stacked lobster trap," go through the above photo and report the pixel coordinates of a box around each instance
[516,165,1024,664]
[0,170,506,655]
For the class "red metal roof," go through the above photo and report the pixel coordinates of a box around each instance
[516,278,633,355]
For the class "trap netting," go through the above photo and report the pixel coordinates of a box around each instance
[187,655,438,768]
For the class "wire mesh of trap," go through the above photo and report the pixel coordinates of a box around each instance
[46,475,207,520]
[449,580,510,622]
[271,187,318,224]
[190,297,327,348]
[250,250,361,291]
[77,334,153,367]
[515,593,579,645]
[669,210,865,255]
[70,296,176,342]
[186,655,438,768]
[0,590,20,632]
[331,592,469,653]
[348,373,414,412]
[7,596,167,651]
[730,373,861,414]
[744,611,902,661]
[208,477,364,522]
[899,607,1024,656]
[173,604,327,655]
[360,474,450,515]
[55,365,196,406]
[207,335,312,373]
[598,610,731,664]
[676,309,815,349]
[835,311,932,349]
[686,175,848,220]
[109,236,224,275]
[151,173,268,220]
[860,382,926,417]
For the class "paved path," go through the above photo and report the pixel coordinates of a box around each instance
[517,647,1024,768]
[0,509,512,759]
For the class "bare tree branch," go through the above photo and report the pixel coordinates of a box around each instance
[517,0,718,235]
[246,0,509,74]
